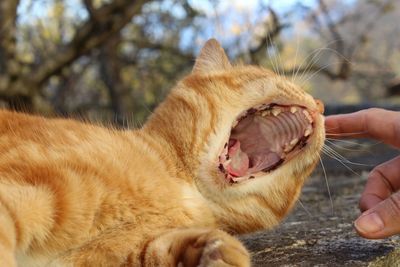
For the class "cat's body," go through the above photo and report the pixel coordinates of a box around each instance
[0,39,325,266]
[0,110,213,266]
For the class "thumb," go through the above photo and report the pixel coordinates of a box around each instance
[354,192,400,239]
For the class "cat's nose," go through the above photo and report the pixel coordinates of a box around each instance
[314,99,324,114]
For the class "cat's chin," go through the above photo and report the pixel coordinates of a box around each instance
[218,103,315,184]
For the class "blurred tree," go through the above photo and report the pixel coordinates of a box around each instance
[1,0,198,122]
[0,0,157,113]
[0,0,399,125]
[245,0,399,103]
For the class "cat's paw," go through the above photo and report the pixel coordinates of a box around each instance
[145,228,250,267]
[181,230,250,267]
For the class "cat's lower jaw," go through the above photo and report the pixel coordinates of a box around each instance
[144,228,250,267]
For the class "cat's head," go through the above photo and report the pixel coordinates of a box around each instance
[144,39,325,233]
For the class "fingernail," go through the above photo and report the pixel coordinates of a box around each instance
[354,212,384,233]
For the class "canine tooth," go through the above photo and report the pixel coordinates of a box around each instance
[232,120,238,128]
[304,126,313,136]
[272,108,281,116]
[290,106,298,113]
[290,138,299,146]
[302,110,313,123]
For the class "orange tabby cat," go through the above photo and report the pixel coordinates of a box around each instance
[0,39,325,266]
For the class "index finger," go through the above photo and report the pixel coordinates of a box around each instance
[325,108,400,148]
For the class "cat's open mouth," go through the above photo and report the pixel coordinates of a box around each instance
[218,103,314,183]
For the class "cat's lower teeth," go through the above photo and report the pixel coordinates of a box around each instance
[283,138,299,152]
[304,126,313,136]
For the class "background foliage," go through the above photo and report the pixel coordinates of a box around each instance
[0,0,399,126]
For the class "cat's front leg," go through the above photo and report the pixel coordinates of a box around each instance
[0,202,17,267]
[144,228,250,267]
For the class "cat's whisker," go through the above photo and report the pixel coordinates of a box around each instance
[299,47,353,85]
[266,44,278,75]
[297,49,327,83]
[267,34,281,76]
[325,137,382,147]
[298,199,313,218]
[326,141,369,152]
[271,36,284,78]
[324,126,342,131]
[294,39,343,83]
[297,44,352,84]
[321,146,362,177]
[303,47,352,67]
[322,145,349,161]
[294,47,324,83]
[326,138,363,146]
[323,144,374,167]
[325,139,372,152]
[325,131,368,137]
[299,61,341,86]
[292,41,337,81]
[319,155,334,215]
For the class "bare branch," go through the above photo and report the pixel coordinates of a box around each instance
[318,0,345,55]
[0,0,21,74]
[99,36,126,125]
[249,7,289,60]
[31,0,153,87]
[127,38,194,61]
[83,0,96,19]
[0,0,154,111]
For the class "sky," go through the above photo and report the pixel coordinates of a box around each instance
[18,0,315,23]
[17,0,315,49]
[189,0,316,14]
[16,0,356,53]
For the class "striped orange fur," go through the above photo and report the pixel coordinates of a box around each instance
[0,39,324,266]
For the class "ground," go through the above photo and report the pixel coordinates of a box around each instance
[240,140,400,266]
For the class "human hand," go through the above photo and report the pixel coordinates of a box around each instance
[325,108,400,239]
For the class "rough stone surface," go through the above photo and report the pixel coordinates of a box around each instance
[240,141,400,266]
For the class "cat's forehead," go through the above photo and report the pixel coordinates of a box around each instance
[186,66,276,85]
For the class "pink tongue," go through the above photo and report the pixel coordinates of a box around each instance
[226,140,249,177]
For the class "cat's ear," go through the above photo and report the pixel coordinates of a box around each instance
[192,39,232,74]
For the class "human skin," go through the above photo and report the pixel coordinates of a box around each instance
[325,108,400,239]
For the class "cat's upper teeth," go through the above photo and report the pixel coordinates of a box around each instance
[290,106,298,113]
[271,107,282,116]
[261,110,270,117]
